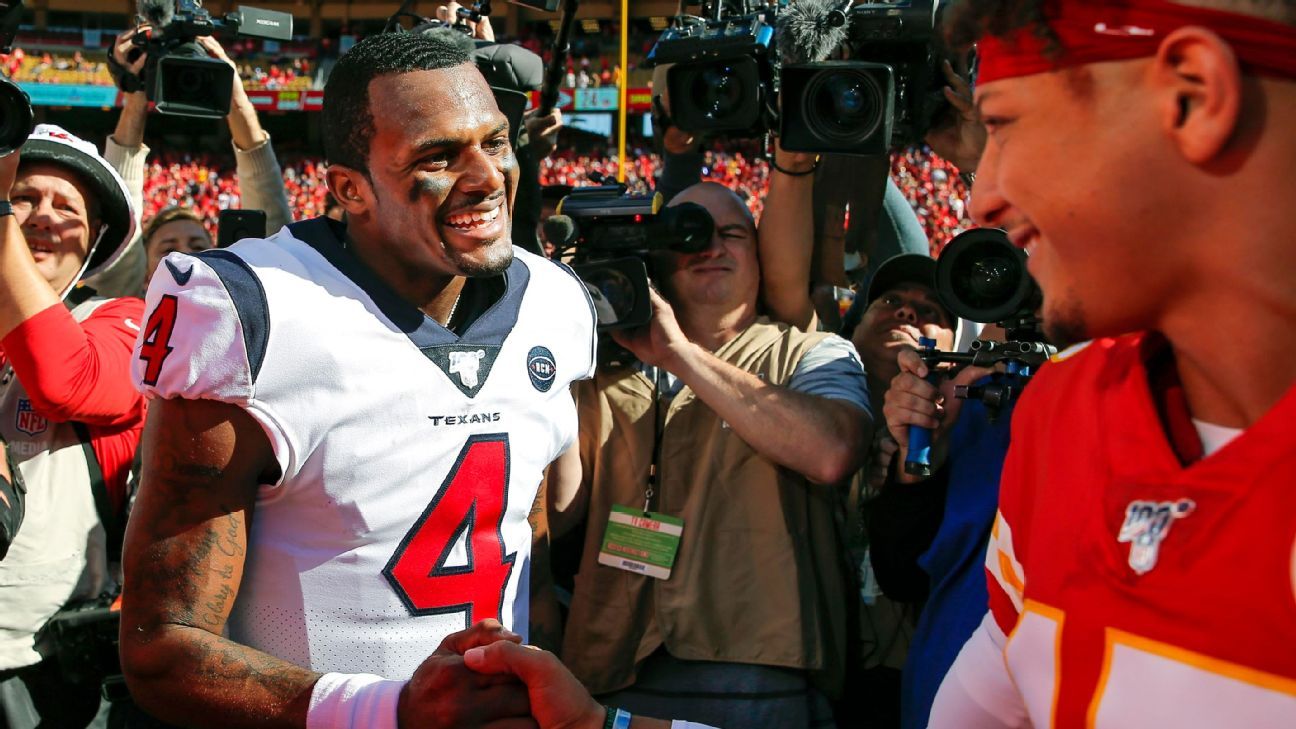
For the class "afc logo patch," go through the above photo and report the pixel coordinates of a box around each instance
[15,398,47,437]
[527,346,557,392]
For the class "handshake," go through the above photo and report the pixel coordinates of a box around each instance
[402,619,635,729]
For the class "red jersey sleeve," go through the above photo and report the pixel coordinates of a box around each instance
[2,298,147,425]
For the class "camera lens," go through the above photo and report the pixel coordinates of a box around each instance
[965,257,1018,304]
[803,69,884,144]
[691,65,747,121]
[0,78,33,156]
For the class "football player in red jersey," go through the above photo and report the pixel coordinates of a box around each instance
[927,1,1296,727]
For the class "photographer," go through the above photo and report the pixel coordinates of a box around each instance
[102,25,291,295]
[553,181,871,729]
[0,125,143,729]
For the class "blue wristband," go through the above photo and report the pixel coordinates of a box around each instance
[613,708,633,729]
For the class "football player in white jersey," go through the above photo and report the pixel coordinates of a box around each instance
[118,32,596,729]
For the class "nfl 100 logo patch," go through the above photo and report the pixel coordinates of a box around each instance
[527,346,557,392]
[15,398,47,437]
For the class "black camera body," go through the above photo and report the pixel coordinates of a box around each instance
[780,0,948,154]
[0,1,33,156]
[646,8,779,139]
[552,187,714,333]
[134,0,293,118]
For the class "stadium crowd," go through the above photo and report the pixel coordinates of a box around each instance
[1,3,1293,729]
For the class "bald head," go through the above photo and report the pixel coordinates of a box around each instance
[669,182,755,236]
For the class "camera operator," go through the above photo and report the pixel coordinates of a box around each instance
[102,25,291,296]
[0,125,143,729]
[552,181,871,729]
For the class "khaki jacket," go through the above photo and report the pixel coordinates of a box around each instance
[562,318,854,697]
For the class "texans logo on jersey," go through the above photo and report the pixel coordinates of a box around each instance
[14,399,47,437]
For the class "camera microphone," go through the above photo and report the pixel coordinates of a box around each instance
[137,0,173,27]
[543,215,577,248]
[777,0,855,64]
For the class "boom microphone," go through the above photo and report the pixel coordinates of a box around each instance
[777,0,855,64]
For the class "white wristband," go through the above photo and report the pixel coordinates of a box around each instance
[307,672,404,729]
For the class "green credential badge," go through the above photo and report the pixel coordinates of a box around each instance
[597,504,684,580]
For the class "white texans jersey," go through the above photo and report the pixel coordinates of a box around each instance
[132,218,596,679]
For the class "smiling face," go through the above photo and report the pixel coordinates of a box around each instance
[11,163,99,293]
[968,63,1187,344]
[658,182,760,314]
[853,284,955,384]
[333,64,518,296]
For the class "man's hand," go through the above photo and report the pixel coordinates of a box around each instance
[865,428,899,492]
[438,2,495,41]
[464,642,606,729]
[923,59,986,174]
[610,287,694,371]
[111,26,149,92]
[882,348,992,482]
[398,620,535,728]
[525,108,563,159]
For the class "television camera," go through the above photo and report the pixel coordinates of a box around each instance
[130,0,293,118]
[904,228,1058,476]
[0,1,33,156]
[646,0,962,154]
[545,186,714,335]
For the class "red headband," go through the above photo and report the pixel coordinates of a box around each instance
[977,0,1296,84]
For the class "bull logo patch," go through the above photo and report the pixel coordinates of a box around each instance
[1118,498,1195,575]
[15,399,47,437]
[527,346,556,392]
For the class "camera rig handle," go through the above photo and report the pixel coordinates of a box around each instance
[904,336,941,478]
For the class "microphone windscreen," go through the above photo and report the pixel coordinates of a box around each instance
[542,215,577,247]
[777,0,852,64]
[137,0,174,27]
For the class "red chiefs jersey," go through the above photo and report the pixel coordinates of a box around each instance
[985,333,1296,727]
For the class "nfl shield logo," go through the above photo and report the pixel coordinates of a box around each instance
[15,398,47,437]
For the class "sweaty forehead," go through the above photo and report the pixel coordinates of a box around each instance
[368,66,504,152]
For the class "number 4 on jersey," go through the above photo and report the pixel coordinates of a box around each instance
[139,294,179,387]
[383,435,516,623]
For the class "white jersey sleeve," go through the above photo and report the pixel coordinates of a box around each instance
[133,249,293,481]
[928,612,1030,729]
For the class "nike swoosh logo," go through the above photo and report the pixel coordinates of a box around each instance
[164,258,194,286]
[124,319,140,332]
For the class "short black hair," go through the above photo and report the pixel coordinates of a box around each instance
[322,32,473,173]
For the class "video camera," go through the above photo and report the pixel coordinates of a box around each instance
[0,1,33,156]
[782,0,950,155]
[646,1,779,139]
[904,228,1057,476]
[132,0,293,118]
[647,0,962,154]
[546,186,714,333]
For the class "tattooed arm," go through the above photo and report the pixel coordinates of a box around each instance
[118,396,316,729]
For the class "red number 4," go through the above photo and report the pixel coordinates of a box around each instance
[139,294,179,387]
[383,435,516,623]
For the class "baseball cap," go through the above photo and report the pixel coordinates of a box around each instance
[20,124,138,281]
[840,253,955,339]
